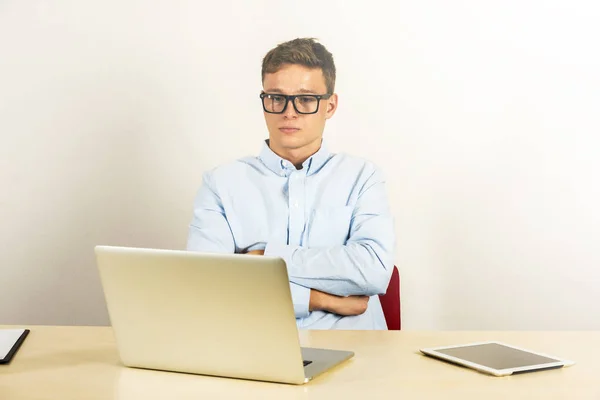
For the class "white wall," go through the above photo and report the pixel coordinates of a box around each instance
[1,0,598,329]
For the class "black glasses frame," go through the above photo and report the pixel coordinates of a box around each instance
[260,92,332,114]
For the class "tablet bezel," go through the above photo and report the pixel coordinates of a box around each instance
[420,341,574,376]
[0,329,30,364]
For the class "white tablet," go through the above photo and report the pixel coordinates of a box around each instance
[420,341,575,376]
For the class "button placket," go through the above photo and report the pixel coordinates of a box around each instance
[287,171,306,246]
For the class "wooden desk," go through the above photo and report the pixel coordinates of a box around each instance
[1,326,598,399]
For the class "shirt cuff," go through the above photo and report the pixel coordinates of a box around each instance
[289,282,311,319]
[265,242,309,318]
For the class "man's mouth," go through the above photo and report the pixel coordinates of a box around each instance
[279,127,300,133]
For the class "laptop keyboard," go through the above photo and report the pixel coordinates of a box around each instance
[303,360,313,367]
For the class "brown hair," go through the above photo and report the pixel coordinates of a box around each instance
[261,38,336,94]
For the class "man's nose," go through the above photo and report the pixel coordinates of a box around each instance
[283,99,299,118]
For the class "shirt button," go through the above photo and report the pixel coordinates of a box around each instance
[293,202,299,208]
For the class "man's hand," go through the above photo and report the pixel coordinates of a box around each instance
[309,290,369,316]
[246,249,265,255]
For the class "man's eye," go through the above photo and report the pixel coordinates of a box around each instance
[269,95,285,102]
[298,96,317,104]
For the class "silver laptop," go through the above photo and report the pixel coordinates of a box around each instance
[95,245,354,385]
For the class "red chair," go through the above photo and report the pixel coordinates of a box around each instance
[379,265,401,330]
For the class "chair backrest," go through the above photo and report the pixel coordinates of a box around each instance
[379,265,401,330]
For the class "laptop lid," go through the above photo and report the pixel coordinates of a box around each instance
[95,245,308,384]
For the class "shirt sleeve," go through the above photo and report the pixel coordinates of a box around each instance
[264,167,396,297]
[186,170,236,254]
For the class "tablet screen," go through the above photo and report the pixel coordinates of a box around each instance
[435,343,561,370]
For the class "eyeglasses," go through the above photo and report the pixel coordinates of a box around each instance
[260,92,332,114]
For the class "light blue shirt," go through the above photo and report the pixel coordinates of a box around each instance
[186,140,396,329]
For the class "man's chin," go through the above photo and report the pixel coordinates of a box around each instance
[269,133,323,152]
[272,137,307,150]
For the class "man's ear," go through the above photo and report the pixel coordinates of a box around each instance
[325,93,338,119]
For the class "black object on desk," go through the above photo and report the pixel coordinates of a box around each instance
[0,329,30,364]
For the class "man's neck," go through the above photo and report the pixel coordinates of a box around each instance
[269,141,321,170]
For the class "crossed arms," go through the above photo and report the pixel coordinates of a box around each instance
[187,168,395,318]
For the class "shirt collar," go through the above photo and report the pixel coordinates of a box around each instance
[258,139,331,176]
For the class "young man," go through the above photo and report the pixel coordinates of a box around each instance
[187,38,395,329]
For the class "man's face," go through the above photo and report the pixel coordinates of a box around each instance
[262,64,337,161]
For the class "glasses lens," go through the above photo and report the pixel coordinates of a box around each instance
[294,96,319,114]
[263,94,287,113]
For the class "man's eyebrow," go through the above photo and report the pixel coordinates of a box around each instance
[263,88,320,94]
[264,88,284,93]
[295,88,319,94]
